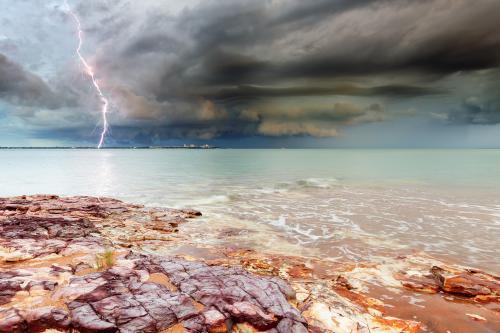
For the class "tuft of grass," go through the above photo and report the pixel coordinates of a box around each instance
[94,249,115,270]
[233,324,255,333]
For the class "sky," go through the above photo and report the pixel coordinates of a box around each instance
[0,0,499,147]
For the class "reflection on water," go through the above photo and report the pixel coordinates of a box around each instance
[95,152,114,196]
[0,149,499,272]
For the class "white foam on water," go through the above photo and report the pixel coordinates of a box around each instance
[128,173,500,272]
[296,178,337,188]
[402,295,426,309]
[269,214,336,244]
[178,194,231,207]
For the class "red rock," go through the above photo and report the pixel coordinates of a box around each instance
[23,307,71,332]
[203,308,226,327]
[9,195,492,332]
[69,303,118,332]
[395,272,440,294]
[129,253,307,332]
[0,307,71,333]
[0,309,26,333]
[277,318,309,333]
[0,279,23,305]
[474,295,500,303]
[224,301,277,330]
[0,195,309,332]
[179,209,202,218]
[431,266,499,297]
[287,263,313,279]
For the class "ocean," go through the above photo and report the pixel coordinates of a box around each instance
[1,149,499,272]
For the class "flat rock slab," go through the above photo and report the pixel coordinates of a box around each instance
[64,254,306,333]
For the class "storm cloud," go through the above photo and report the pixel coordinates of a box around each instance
[0,54,60,109]
[0,0,500,146]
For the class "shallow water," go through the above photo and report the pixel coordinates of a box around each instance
[0,149,499,272]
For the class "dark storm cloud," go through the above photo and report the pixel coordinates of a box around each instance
[101,0,499,100]
[90,0,500,142]
[153,0,499,81]
[202,84,444,103]
[269,0,372,26]
[2,0,500,145]
[443,69,500,125]
[451,98,500,124]
[448,94,500,125]
[0,53,61,109]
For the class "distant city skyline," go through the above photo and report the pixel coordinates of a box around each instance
[1,0,499,147]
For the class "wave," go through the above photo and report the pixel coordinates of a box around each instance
[271,178,338,191]
[176,194,233,207]
[296,178,338,189]
[269,214,336,244]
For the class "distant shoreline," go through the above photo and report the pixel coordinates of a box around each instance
[0,145,218,150]
[1,146,499,150]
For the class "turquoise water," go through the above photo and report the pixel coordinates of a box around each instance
[1,149,499,271]
[1,149,499,194]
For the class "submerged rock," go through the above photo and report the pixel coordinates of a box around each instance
[394,259,499,301]
[431,266,499,298]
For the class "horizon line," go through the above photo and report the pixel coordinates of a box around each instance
[1,146,499,150]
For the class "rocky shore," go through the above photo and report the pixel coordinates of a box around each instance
[0,195,498,332]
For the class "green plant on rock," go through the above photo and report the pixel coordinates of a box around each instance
[233,324,255,333]
[95,249,115,270]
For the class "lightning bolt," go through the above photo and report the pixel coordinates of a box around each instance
[64,0,109,149]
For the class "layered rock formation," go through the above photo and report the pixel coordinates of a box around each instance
[0,195,498,333]
[0,195,307,332]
